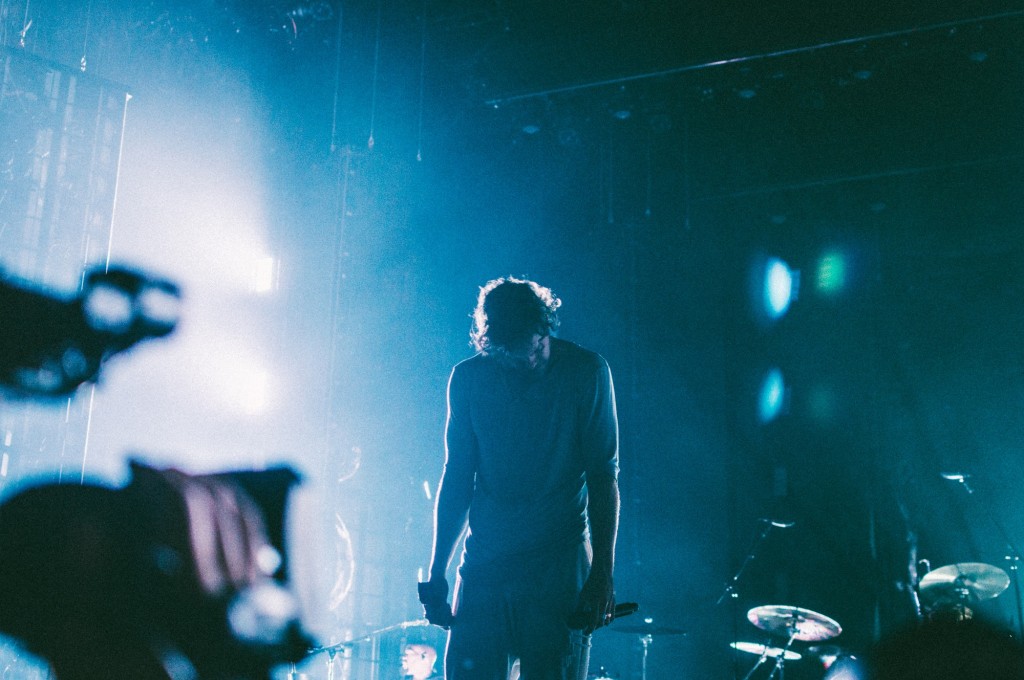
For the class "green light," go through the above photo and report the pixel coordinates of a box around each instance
[816,252,846,294]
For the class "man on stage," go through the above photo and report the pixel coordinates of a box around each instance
[418,276,620,680]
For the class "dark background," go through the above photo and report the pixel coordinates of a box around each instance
[1,1,1024,678]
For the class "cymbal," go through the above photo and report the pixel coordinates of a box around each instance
[308,619,436,654]
[398,619,433,628]
[730,641,802,661]
[919,563,1010,603]
[610,621,686,636]
[747,605,842,642]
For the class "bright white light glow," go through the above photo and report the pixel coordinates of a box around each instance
[764,257,798,319]
[184,336,275,416]
[251,256,278,294]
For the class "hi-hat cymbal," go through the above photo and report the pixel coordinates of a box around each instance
[919,563,1010,603]
[730,641,802,661]
[747,605,842,642]
[398,619,433,628]
[611,621,687,636]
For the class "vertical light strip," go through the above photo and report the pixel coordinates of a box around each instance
[367,0,383,149]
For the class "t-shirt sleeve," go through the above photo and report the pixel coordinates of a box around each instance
[581,354,619,480]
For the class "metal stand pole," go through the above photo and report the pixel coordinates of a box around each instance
[947,474,1024,639]
[716,520,778,606]
[739,646,772,680]
[718,519,788,680]
[765,632,797,680]
[639,634,652,680]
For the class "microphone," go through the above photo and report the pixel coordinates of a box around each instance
[613,602,639,619]
[568,601,639,630]
[941,472,974,494]
[761,518,795,529]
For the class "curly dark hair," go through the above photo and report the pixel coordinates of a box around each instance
[470,277,561,353]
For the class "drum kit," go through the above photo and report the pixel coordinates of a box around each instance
[299,618,445,680]
[297,614,688,680]
[917,562,1010,620]
[291,561,1012,680]
[601,619,687,680]
[729,561,1012,679]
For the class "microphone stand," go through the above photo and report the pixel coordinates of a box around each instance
[717,519,783,606]
[717,519,787,680]
[947,474,1024,640]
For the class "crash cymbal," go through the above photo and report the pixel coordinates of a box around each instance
[611,621,686,636]
[919,563,1010,603]
[747,605,842,642]
[730,641,802,661]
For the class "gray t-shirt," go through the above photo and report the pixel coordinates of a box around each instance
[444,337,619,573]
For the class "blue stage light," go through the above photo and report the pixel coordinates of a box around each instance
[758,368,786,423]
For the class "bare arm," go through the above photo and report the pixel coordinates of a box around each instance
[588,473,620,582]
[574,354,621,633]
[429,366,476,579]
[419,366,476,627]
[573,473,620,633]
[428,462,473,582]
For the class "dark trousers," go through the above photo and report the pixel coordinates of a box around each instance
[445,541,591,680]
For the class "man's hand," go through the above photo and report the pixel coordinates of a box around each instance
[569,569,615,634]
[418,578,455,629]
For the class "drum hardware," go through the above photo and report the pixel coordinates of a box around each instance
[307,619,432,656]
[918,562,1009,603]
[742,605,842,680]
[716,517,793,607]
[746,605,842,642]
[807,644,845,668]
[567,601,640,680]
[820,653,865,680]
[609,616,684,680]
[941,470,1024,639]
[715,516,793,680]
[521,602,643,680]
[609,622,686,636]
[918,562,1010,622]
[305,620,430,680]
[730,641,802,661]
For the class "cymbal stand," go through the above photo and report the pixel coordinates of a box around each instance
[638,633,652,680]
[764,631,797,680]
[307,640,350,680]
[325,648,338,680]
[948,474,1024,639]
[738,643,773,680]
[1007,552,1023,638]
